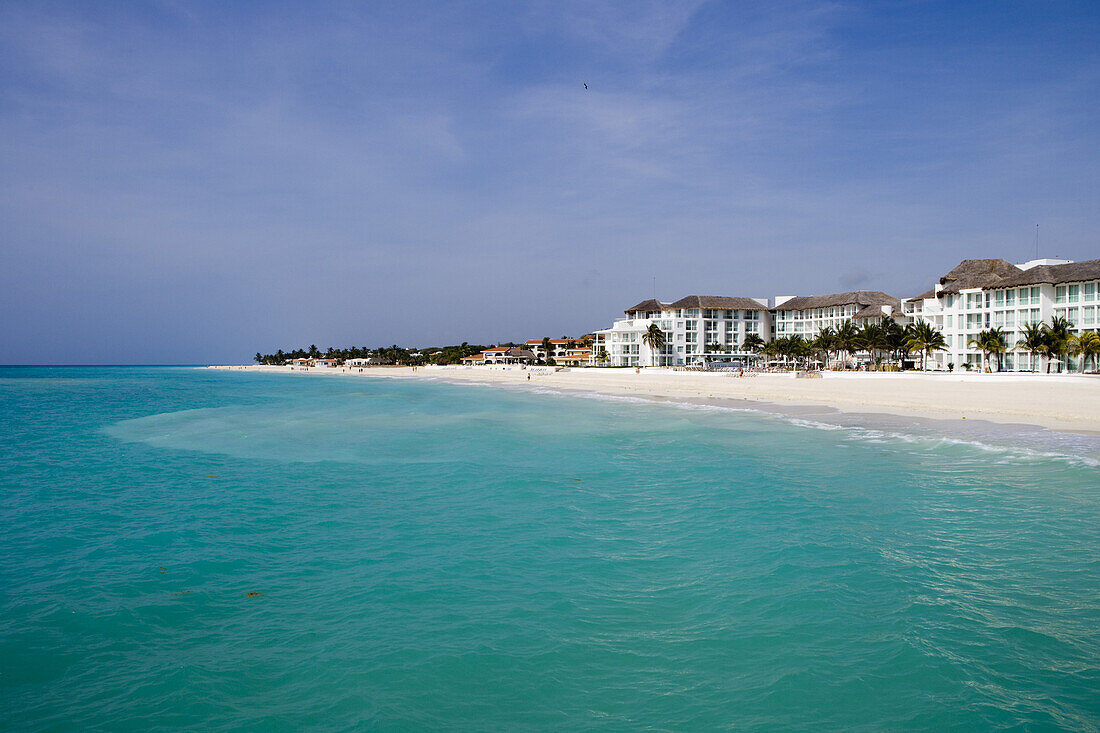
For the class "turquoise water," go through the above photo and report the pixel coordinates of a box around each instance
[1,367,1099,730]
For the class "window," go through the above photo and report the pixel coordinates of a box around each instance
[1084,283,1096,301]
[1068,284,1080,303]
[995,291,1005,307]
[1005,290,1015,306]
[1056,285,1067,303]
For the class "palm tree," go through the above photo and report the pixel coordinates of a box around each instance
[811,328,835,369]
[880,317,906,366]
[787,335,812,369]
[741,333,764,352]
[906,320,947,371]
[1016,322,1046,372]
[540,336,555,366]
[596,347,610,365]
[1043,316,1074,373]
[857,322,886,368]
[642,323,666,367]
[833,319,859,369]
[1069,330,1100,373]
[969,328,1008,372]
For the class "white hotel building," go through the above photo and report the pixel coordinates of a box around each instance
[772,291,902,338]
[593,256,1099,371]
[595,296,771,367]
[902,258,1100,372]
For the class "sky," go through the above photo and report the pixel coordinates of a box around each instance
[1,1,1098,364]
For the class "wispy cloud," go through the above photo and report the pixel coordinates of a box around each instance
[1,1,1098,362]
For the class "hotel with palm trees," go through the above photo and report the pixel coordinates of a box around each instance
[594,256,1100,372]
[903,258,1100,372]
[595,296,771,367]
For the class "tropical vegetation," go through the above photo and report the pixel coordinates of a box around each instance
[906,320,947,370]
[642,323,667,366]
[969,328,1009,372]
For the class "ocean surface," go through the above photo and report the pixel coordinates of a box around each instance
[1,366,1098,731]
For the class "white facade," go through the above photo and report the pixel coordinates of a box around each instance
[773,292,902,340]
[903,258,1099,372]
[595,296,770,367]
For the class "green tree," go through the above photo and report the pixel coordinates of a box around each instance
[596,347,610,365]
[833,319,859,369]
[905,321,947,371]
[741,334,764,353]
[1016,322,1046,372]
[642,323,667,366]
[812,327,836,369]
[1069,330,1100,373]
[856,322,886,367]
[969,328,1008,372]
[1042,316,1074,373]
[540,337,555,366]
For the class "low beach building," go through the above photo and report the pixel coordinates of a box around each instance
[523,338,594,363]
[462,347,537,365]
[556,348,594,366]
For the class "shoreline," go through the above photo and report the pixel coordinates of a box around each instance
[208,364,1100,437]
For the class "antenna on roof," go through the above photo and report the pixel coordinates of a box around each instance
[653,276,656,300]
[1035,224,1039,260]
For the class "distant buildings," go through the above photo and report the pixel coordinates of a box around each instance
[284,255,1099,374]
[591,257,1100,371]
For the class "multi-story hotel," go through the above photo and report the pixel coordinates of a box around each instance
[593,256,1099,371]
[903,258,1100,371]
[772,291,902,339]
[594,296,771,367]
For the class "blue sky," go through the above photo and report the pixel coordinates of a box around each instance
[1,1,1098,363]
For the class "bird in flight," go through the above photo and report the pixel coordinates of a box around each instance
[583,83,588,89]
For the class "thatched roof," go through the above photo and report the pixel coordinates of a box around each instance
[625,295,767,314]
[773,291,900,312]
[854,304,894,320]
[996,259,1100,288]
[624,299,665,314]
[936,258,1021,294]
[668,295,769,310]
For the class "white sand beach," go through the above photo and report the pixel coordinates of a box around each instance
[212,365,1100,435]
